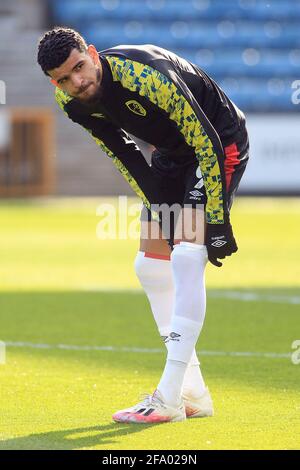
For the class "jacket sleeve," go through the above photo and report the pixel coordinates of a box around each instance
[105,56,229,224]
[55,87,161,217]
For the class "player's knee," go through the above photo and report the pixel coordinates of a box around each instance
[134,251,172,290]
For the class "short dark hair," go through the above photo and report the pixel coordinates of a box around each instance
[37,27,88,76]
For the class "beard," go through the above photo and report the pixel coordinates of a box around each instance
[76,68,103,105]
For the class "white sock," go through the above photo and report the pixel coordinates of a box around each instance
[134,251,173,334]
[183,350,206,399]
[171,242,207,325]
[158,317,203,406]
[157,243,208,406]
[134,250,206,400]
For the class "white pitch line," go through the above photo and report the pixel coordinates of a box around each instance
[209,290,300,305]
[82,287,300,305]
[4,341,291,359]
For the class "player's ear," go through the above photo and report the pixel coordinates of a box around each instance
[87,44,99,65]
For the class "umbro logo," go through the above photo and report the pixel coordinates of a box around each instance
[91,113,105,118]
[125,100,147,116]
[169,332,181,342]
[211,240,227,248]
[189,190,203,198]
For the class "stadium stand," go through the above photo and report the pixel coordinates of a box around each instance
[0,0,298,196]
[0,0,145,196]
[50,0,300,111]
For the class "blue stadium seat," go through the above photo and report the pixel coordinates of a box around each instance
[220,77,295,111]
[80,19,300,50]
[186,48,300,77]
[52,0,300,23]
[50,0,300,111]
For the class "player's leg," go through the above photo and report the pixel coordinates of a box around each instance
[156,204,210,407]
[133,151,177,345]
[154,158,214,418]
[173,206,213,419]
[113,164,211,424]
[135,211,172,343]
[114,206,211,423]
[137,207,208,405]
[135,160,205,346]
[113,213,187,423]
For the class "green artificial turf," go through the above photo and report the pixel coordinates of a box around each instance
[0,197,299,449]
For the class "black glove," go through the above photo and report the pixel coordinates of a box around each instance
[205,222,238,267]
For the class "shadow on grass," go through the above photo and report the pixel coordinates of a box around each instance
[0,422,157,450]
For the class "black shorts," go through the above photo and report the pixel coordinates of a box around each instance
[141,127,249,225]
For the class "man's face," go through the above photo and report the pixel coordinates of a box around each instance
[49,46,102,103]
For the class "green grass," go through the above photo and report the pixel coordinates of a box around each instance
[0,197,300,450]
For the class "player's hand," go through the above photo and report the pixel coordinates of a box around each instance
[205,222,238,267]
